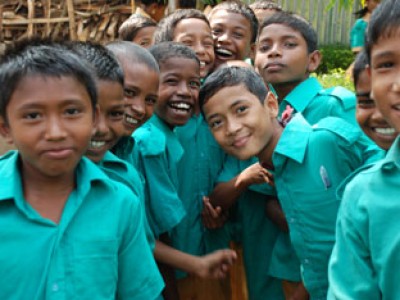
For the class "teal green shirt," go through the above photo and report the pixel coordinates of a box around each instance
[272,114,382,300]
[350,18,368,49]
[279,77,356,125]
[0,151,164,300]
[218,155,285,300]
[328,137,400,300]
[98,151,155,250]
[132,114,186,238]
[173,115,226,258]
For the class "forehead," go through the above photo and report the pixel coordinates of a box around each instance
[160,56,199,74]
[204,84,260,115]
[209,10,251,30]
[259,23,304,41]
[174,18,211,36]
[11,75,90,105]
[134,26,156,39]
[370,29,400,61]
[97,80,124,103]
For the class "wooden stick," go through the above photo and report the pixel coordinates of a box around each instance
[27,0,34,37]
[66,0,77,40]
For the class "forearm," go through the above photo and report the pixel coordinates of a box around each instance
[209,176,248,210]
[154,240,201,275]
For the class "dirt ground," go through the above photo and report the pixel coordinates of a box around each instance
[0,136,14,155]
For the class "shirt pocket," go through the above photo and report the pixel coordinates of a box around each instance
[70,239,118,298]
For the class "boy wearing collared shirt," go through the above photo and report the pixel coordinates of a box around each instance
[328,1,400,298]
[0,40,162,300]
[200,66,381,300]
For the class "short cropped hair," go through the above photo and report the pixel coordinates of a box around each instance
[209,1,259,44]
[118,14,157,42]
[149,42,199,68]
[250,0,282,12]
[153,9,210,43]
[106,41,159,73]
[199,66,268,112]
[353,50,369,87]
[71,41,124,85]
[0,39,97,120]
[259,11,318,53]
[366,0,400,63]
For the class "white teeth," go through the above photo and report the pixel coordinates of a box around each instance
[216,48,233,56]
[374,127,396,135]
[125,115,138,124]
[394,105,400,111]
[170,102,191,110]
[200,61,206,67]
[90,140,106,149]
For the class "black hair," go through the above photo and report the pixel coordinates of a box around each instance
[71,41,124,86]
[250,0,282,12]
[199,66,268,111]
[366,0,400,63]
[149,41,200,68]
[153,9,210,43]
[209,1,259,43]
[354,6,369,19]
[106,41,159,73]
[118,14,157,42]
[353,50,369,87]
[259,11,318,53]
[0,38,97,120]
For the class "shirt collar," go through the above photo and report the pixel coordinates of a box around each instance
[381,136,400,171]
[282,77,322,113]
[273,113,311,164]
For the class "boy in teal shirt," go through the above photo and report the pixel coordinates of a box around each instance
[199,66,381,300]
[0,40,162,299]
[254,11,356,125]
[328,1,400,298]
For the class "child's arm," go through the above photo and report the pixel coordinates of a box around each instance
[154,240,237,279]
[265,197,289,233]
[209,162,273,210]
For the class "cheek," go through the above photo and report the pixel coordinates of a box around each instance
[356,108,370,127]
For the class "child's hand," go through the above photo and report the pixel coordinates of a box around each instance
[201,196,229,229]
[235,162,274,188]
[194,249,237,279]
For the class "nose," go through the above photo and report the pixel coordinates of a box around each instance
[177,81,191,98]
[193,41,206,57]
[226,117,241,136]
[267,43,281,58]
[94,111,109,137]
[44,115,67,141]
[218,31,230,44]
[130,98,146,120]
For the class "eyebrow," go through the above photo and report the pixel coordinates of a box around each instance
[372,50,394,61]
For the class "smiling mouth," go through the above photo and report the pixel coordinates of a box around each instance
[216,48,233,58]
[169,102,192,112]
[265,63,285,72]
[124,114,140,126]
[232,135,249,148]
[89,140,106,149]
[373,127,396,136]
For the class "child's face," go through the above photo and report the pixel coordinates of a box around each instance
[202,84,278,160]
[132,26,156,48]
[209,10,253,68]
[173,18,215,79]
[86,81,125,162]
[356,69,397,150]
[120,59,159,135]
[255,24,320,86]
[370,32,400,134]
[0,75,95,178]
[367,0,381,13]
[156,57,200,128]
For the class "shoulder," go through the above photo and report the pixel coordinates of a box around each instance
[133,122,166,156]
[311,117,361,144]
[317,86,356,111]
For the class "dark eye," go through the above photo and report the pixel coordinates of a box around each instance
[145,97,157,105]
[209,119,222,129]
[165,78,178,85]
[284,41,297,48]
[236,105,248,114]
[258,44,270,52]
[181,40,193,47]
[24,112,41,120]
[65,108,80,115]
[376,61,394,69]
[124,89,138,98]
[357,99,375,108]
[189,80,200,88]
[212,28,223,36]
[233,32,244,39]
[109,110,124,120]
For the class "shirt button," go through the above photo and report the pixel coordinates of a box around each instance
[52,283,59,292]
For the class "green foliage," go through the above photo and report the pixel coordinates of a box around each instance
[312,68,354,91]
[317,44,354,74]
[327,0,355,10]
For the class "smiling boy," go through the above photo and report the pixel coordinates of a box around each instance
[200,66,381,299]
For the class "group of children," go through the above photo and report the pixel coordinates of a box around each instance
[0,0,399,299]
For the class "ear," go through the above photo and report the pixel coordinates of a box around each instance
[307,50,322,73]
[0,116,14,144]
[264,91,279,118]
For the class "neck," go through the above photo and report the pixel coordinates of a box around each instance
[257,119,283,166]
[273,78,307,102]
